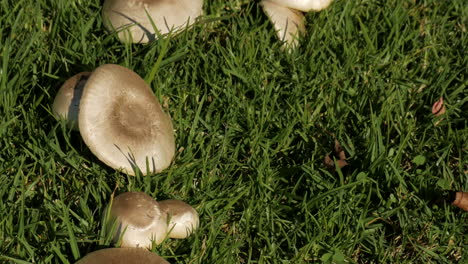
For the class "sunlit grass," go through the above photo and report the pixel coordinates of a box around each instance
[0,0,467,263]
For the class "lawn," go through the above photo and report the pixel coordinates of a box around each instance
[0,0,467,263]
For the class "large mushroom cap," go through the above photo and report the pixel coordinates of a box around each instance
[52,72,91,130]
[107,192,168,248]
[267,0,333,12]
[75,248,169,264]
[159,199,199,239]
[260,0,306,48]
[103,0,204,43]
[78,64,175,176]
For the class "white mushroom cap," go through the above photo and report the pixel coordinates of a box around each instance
[158,199,199,239]
[52,72,91,130]
[107,192,168,248]
[102,0,204,43]
[267,0,333,12]
[260,0,306,48]
[78,64,175,176]
[75,248,169,264]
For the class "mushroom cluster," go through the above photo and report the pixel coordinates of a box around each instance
[53,64,175,176]
[102,0,204,43]
[260,0,333,48]
[76,192,199,263]
[105,192,199,249]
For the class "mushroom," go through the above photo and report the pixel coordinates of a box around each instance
[102,0,204,43]
[267,0,333,12]
[78,64,175,176]
[159,199,199,239]
[75,248,169,264]
[105,192,200,249]
[260,0,305,48]
[260,0,333,48]
[106,192,169,248]
[52,72,91,130]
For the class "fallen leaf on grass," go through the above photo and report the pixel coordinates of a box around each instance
[324,140,348,170]
[452,191,468,212]
[432,97,446,116]
[334,139,347,160]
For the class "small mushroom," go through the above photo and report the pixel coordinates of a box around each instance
[78,64,175,176]
[75,248,169,264]
[106,192,168,249]
[102,0,204,43]
[267,0,333,12]
[52,72,91,130]
[260,0,305,48]
[159,199,199,239]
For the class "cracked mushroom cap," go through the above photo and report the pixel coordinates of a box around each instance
[75,248,169,264]
[267,0,333,12]
[78,64,175,176]
[52,72,91,130]
[159,199,199,239]
[107,192,168,248]
[260,0,306,48]
[103,0,204,43]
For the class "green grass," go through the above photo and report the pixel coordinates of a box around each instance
[1,0,467,263]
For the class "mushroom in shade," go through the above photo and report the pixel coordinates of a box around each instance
[107,192,168,249]
[78,64,175,176]
[159,199,199,239]
[260,0,305,48]
[52,72,91,130]
[75,248,169,264]
[102,0,204,43]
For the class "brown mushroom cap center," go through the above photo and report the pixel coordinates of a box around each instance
[110,96,153,139]
[111,193,163,229]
